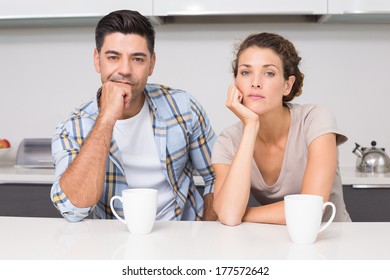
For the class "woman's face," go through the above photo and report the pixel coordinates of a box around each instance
[234,46,295,115]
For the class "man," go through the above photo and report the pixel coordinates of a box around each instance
[51,10,216,222]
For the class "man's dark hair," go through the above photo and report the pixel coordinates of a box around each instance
[95,10,155,54]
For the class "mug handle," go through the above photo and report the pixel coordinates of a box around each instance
[110,196,126,224]
[319,201,336,233]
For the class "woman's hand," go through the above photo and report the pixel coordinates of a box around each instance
[226,84,259,127]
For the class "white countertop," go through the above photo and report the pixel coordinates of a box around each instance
[0,217,389,260]
[0,163,54,184]
[2,163,390,186]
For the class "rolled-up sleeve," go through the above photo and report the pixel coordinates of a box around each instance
[188,97,216,196]
[50,124,91,222]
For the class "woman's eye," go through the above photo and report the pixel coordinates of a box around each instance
[240,70,250,76]
[265,71,275,77]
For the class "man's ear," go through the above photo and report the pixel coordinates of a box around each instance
[93,48,101,73]
[148,52,156,76]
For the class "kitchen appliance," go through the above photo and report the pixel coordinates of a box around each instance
[352,141,390,173]
[15,138,53,168]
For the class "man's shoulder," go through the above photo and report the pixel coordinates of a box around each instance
[145,83,190,99]
[58,97,98,132]
[145,83,197,110]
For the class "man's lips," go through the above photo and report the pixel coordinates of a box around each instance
[111,80,134,86]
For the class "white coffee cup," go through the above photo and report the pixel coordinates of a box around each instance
[110,189,158,234]
[284,194,336,245]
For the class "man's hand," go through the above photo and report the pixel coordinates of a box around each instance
[203,193,218,221]
[99,80,132,122]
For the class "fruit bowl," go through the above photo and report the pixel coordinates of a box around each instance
[0,148,12,158]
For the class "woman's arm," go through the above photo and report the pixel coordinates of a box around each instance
[213,85,259,226]
[242,133,338,224]
[213,123,258,226]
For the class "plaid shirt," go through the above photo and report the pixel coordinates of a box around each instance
[51,84,216,222]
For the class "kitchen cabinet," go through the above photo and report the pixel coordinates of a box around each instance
[0,184,62,218]
[343,185,390,222]
[154,0,327,16]
[0,0,153,19]
[321,0,390,23]
[328,0,390,14]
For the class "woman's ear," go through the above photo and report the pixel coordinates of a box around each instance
[284,75,296,96]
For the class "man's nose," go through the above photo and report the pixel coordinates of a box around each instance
[118,59,132,75]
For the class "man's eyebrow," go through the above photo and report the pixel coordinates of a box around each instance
[132,52,148,57]
[104,50,148,57]
[104,50,120,55]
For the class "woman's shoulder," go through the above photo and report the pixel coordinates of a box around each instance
[287,103,348,146]
[219,121,243,138]
[287,103,333,117]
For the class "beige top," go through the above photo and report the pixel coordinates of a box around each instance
[212,103,351,222]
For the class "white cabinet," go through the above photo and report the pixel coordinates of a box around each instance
[328,0,390,14]
[0,0,153,19]
[154,0,327,16]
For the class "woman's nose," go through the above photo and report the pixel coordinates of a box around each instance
[251,76,262,88]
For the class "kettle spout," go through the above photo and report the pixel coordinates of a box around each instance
[353,143,363,158]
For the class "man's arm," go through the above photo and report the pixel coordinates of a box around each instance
[58,81,132,208]
[203,193,218,221]
[188,97,218,221]
[59,116,115,207]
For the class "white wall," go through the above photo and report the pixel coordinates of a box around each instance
[1,21,390,167]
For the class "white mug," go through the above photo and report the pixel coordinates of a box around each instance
[110,189,158,235]
[284,194,336,245]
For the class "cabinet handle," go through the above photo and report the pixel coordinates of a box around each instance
[352,184,390,189]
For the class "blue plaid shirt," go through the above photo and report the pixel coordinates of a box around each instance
[51,84,216,222]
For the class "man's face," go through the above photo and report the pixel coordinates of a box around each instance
[94,32,155,99]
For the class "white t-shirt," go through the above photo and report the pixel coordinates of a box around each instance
[113,100,176,220]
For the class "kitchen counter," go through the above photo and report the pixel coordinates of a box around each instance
[0,163,54,184]
[1,163,390,186]
[339,166,390,186]
[0,217,389,260]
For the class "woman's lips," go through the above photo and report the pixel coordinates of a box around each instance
[247,94,264,101]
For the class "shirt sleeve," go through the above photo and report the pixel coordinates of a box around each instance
[304,105,348,146]
[211,122,243,165]
[188,97,216,196]
[50,123,92,222]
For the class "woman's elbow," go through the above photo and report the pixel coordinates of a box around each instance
[213,199,244,226]
[218,215,242,226]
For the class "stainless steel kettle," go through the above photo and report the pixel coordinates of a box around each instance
[352,141,390,173]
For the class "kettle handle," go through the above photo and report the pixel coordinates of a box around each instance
[353,143,361,153]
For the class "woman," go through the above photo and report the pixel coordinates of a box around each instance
[212,32,351,226]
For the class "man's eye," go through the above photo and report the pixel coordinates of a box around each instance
[133,57,144,62]
[108,56,119,60]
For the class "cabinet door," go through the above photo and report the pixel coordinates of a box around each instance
[0,0,153,19]
[343,185,390,222]
[0,184,62,218]
[328,0,390,14]
[154,0,327,16]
